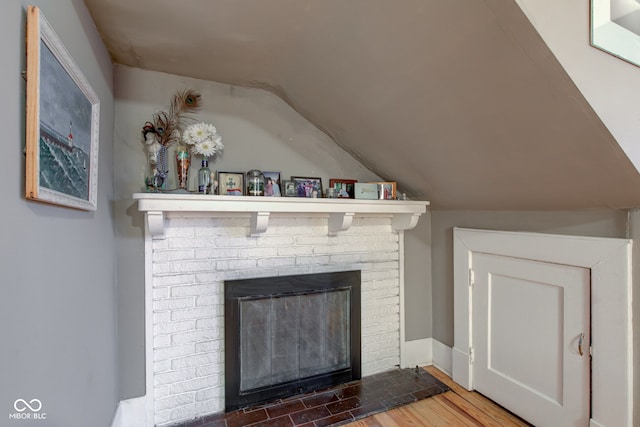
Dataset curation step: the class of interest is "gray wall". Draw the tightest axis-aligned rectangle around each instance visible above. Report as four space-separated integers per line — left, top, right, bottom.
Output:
430 209 629 346
404 212 432 341
0 1 117 426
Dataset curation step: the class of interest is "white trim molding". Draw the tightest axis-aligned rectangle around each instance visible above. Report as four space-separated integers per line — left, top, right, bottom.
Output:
590 0 640 68
134 193 428 239
401 338 452 374
110 402 122 427
402 338 432 368
453 227 633 427
110 396 147 427
431 339 453 377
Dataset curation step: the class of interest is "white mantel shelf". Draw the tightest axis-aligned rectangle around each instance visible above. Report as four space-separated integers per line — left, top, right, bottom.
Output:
134 193 429 238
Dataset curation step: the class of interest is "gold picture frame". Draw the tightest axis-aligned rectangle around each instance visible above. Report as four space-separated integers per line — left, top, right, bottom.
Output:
370 181 397 200
217 172 244 196
25 6 100 210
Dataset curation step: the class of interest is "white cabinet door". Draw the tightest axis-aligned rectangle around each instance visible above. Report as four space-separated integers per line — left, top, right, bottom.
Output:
472 253 590 427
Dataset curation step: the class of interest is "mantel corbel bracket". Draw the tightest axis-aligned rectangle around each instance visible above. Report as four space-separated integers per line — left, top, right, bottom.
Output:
328 212 355 235
392 213 421 231
147 211 165 239
251 212 270 236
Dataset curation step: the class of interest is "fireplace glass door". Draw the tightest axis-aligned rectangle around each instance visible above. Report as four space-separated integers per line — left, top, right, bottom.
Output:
225 271 361 411
240 289 350 391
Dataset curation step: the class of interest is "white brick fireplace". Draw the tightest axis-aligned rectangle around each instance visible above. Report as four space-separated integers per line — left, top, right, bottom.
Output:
135 194 428 426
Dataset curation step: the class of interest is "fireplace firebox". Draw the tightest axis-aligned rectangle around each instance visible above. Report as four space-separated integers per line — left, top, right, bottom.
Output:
224 270 361 412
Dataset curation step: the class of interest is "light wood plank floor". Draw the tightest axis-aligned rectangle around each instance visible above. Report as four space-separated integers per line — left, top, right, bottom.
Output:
344 366 532 427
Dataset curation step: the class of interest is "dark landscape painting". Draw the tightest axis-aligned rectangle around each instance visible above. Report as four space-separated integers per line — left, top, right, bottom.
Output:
38 41 91 200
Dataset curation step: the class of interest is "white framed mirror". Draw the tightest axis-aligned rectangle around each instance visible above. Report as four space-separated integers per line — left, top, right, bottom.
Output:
591 0 640 67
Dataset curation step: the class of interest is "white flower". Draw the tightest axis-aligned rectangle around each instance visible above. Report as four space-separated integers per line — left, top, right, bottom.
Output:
193 140 221 157
182 122 223 157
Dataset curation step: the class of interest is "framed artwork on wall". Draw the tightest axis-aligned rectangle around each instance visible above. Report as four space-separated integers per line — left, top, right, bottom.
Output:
25 6 100 211
217 172 244 195
291 176 323 198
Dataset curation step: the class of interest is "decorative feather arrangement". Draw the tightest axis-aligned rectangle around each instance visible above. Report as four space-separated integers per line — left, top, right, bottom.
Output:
142 89 202 189
150 89 202 147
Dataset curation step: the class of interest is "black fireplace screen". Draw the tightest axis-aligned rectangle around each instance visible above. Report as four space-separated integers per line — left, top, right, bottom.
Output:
225 271 361 412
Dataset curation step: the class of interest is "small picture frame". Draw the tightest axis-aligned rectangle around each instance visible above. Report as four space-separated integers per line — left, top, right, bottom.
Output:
263 171 282 197
282 180 296 197
25 6 100 211
354 183 379 200
371 181 397 200
217 172 244 196
291 176 323 198
329 179 357 199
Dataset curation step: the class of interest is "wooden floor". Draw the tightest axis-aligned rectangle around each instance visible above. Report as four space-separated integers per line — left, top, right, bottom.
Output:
344 366 532 427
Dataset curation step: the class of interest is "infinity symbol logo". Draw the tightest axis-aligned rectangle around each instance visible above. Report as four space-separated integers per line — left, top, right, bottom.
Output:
14 399 42 412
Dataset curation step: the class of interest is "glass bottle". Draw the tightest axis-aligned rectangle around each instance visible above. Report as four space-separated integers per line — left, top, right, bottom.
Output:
198 158 211 194
246 169 265 196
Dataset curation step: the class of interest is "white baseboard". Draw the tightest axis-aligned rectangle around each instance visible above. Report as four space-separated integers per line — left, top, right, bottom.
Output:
431 339 452 376
402 338 453 375
110 396 147 427
403 338 432 368
110 401 123 427
452 346 473 390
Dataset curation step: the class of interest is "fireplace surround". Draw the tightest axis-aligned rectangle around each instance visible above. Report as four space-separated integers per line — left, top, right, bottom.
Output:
136 194 428 426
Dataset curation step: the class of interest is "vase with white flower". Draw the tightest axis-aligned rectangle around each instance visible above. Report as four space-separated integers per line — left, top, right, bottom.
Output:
182 122 223 194
142 89 202 192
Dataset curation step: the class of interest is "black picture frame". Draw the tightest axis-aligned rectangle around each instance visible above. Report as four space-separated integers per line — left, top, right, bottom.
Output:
282 180 296 197
291 176 323 198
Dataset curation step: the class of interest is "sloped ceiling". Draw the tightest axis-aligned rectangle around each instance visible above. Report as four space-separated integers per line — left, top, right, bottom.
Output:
83 0 640 209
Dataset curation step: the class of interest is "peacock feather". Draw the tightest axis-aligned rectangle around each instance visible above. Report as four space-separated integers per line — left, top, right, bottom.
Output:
148 89 202 147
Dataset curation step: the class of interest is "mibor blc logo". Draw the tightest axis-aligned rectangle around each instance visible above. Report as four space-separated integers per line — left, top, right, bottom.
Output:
9 399 46 421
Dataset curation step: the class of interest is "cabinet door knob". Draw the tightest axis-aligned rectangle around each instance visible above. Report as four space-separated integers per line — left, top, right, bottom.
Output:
578 333 585 356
